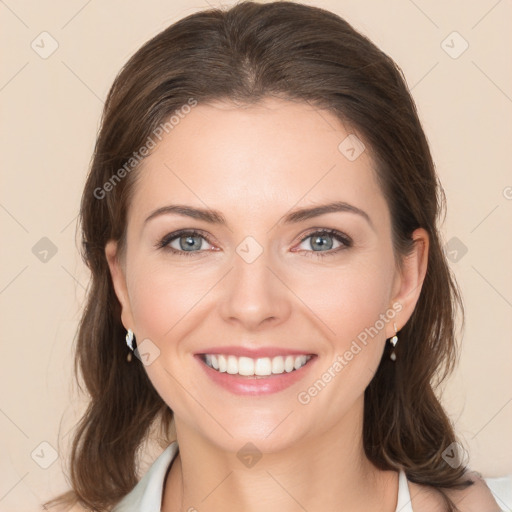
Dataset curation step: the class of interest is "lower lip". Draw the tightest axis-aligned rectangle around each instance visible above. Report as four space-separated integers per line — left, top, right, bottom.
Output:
194 355 317 396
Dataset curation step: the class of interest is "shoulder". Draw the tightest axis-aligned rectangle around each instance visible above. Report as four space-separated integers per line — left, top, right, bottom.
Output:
407 470 502 512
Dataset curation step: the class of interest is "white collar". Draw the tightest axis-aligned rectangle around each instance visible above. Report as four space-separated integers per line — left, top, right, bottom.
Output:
111 441 412 511
111 441 179 512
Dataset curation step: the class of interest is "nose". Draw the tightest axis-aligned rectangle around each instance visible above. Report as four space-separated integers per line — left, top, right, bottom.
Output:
218 244 292 331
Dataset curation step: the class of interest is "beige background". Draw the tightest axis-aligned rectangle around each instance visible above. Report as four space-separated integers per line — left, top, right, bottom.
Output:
1 0 511 510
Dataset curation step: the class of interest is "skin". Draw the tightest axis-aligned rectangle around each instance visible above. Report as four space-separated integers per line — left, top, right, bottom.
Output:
105 97 495 511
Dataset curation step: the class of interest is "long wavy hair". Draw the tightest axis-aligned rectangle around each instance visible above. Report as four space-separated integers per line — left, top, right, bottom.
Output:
45 1 471 510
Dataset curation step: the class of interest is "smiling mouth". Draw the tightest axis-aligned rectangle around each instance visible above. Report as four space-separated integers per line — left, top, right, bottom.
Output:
198 353 315 378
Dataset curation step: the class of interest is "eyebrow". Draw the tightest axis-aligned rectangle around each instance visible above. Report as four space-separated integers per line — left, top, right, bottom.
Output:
144 201 374 230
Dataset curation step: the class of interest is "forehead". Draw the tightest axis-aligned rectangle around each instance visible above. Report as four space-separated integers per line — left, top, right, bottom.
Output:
127 97 388 229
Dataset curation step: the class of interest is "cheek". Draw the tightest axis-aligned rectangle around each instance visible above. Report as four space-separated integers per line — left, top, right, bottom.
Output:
125 264 205 408
124 250 396 430
127 250 395 350
126 259 207 341
292 263 395 415
295 257 395 348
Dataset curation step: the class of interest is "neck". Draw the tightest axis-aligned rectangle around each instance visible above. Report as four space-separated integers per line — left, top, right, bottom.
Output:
162 399 398 512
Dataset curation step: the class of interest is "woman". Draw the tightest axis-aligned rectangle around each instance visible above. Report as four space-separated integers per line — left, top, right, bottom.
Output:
45 1 501 511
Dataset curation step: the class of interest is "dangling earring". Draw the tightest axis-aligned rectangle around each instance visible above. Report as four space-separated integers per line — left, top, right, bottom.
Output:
126 328 134 362
389 323 398 361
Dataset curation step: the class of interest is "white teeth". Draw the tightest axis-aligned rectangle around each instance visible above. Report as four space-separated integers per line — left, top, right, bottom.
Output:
237 356 255 376
202 353 312 376
271 356 284 374
255 357 270 376
227 355 238 374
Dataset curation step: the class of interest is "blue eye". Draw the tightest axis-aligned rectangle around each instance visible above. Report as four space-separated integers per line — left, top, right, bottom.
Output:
156 230 212 257
156 228 352 258
295 229 352 258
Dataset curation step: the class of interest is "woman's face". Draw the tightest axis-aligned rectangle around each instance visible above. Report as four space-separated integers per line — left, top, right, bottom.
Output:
106 97 426 453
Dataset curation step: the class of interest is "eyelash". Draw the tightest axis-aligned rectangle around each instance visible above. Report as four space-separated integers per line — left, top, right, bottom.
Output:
155 228 352 259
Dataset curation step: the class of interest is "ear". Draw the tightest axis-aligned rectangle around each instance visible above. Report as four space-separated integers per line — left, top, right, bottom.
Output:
105 240 135 331
386 227 429 338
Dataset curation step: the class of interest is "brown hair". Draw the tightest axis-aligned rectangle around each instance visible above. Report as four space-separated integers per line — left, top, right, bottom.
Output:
45 1 472 510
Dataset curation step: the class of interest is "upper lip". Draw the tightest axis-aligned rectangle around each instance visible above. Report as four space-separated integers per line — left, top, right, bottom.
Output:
195 346 317 358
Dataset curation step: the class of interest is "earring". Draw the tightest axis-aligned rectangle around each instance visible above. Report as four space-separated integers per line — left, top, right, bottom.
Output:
126 328 134 362
389 323 398 361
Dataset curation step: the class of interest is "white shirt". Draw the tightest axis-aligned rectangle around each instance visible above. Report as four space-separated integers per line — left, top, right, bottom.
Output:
111 441 414 511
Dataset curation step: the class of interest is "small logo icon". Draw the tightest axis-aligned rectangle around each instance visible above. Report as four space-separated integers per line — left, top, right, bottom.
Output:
444 237 468 263
442 442 468 468
134 338 161 366
441 31 469 59
32 237 58 263
338 134 366 161
237 442 262 468
31 32 59 59
236 236 264 264
31 441 58 469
